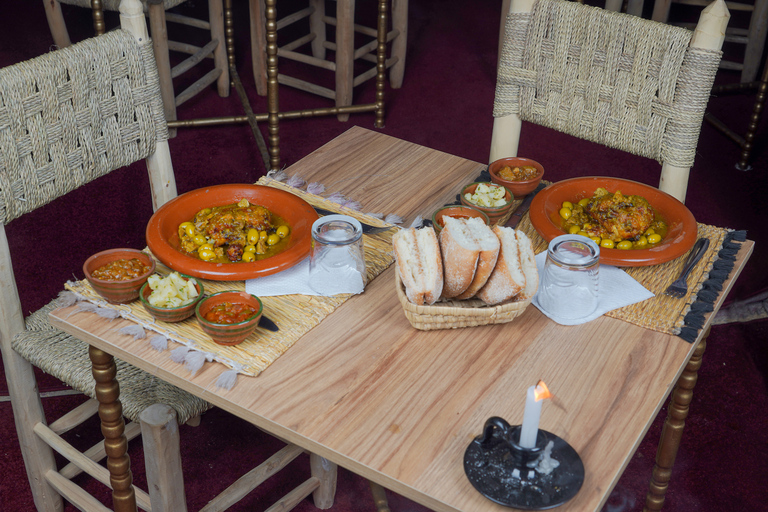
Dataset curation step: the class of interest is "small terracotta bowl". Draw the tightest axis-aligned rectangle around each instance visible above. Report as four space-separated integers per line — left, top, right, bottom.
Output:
459 182 514 223
83 248 155 304
431 204 490 234
195 291 263 346
488 157 545 197
139 275 204 323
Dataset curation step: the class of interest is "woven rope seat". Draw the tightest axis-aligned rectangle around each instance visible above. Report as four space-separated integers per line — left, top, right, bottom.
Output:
57 0 187 10
494 0 722 168
13 302 212 424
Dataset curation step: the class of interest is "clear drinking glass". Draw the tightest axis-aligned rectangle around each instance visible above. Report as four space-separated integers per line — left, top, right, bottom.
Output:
308 215 367 296
537 235 600 320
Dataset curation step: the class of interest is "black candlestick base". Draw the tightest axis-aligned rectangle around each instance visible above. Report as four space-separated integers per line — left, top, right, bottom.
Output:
463 417 584 510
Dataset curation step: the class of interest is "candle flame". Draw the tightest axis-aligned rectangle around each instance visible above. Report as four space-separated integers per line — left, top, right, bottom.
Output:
534 380 551 402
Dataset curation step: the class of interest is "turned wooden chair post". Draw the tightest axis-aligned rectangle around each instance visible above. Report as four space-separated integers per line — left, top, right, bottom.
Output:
644 330 709 511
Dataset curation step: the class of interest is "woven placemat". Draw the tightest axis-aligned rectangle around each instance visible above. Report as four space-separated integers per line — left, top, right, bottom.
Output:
65 182 397 379
446 174 743 340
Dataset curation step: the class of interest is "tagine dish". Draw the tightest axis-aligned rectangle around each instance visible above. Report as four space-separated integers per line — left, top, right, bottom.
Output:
146 184 318 281
529 177 697 266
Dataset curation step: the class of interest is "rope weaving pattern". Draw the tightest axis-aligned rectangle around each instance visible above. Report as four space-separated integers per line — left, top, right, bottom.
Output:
0 30 167 225
12 301 211 424
494 0 722 167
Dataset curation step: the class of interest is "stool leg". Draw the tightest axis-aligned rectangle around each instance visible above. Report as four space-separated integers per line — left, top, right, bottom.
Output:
335 0 355 121
209 0 231 97
310 0 327 60
90 346 137 512
643 333 708 511
389 0 408 88
140 404 188 512
250 0 268 96
148 1 177 138
43 0 72 48
310 454 337 509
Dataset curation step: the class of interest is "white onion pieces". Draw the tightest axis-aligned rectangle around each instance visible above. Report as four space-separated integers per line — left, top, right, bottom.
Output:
147 272 199 308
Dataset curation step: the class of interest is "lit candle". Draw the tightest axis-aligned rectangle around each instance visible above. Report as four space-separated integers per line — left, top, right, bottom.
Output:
519 380 551 448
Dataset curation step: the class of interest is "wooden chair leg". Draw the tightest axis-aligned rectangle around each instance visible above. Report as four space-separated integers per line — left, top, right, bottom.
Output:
140 404 188 512
335 0 355 122
309 453 337 509
644 331 708 512
389 0 408 88
148 0 178 138
209 0 231 97
369 481 392 512
89 345 137 512
43 0 72 48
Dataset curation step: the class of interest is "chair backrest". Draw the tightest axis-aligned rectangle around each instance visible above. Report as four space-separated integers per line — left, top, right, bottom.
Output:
490 0 729 202
0 0 175 369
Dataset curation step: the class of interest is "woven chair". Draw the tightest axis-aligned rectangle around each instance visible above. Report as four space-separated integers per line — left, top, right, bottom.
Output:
42 0 230 138
250 0 401 122
490 0 729 203
1 2 335 511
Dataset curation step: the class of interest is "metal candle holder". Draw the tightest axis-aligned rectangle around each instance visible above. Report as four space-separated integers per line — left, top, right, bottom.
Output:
463 417 584 509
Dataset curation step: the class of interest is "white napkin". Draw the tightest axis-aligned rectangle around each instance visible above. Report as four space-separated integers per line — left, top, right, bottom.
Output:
532 252 654 325
245 257 365 297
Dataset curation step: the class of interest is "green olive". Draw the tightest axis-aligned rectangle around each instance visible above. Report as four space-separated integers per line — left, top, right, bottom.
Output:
568 225 581 235
589 235 601 245
600 239 615 249
241 251 255 262
267 233 280 246
617 240 633 250
244 244 257 253
647 234 662 244
578 198 590 207
276 225 290 238
559 207 572 220
247 228 260 245
198 248 216 261
193 234 207 245
259 230 268 241
635 236 648 248
562 201 573 209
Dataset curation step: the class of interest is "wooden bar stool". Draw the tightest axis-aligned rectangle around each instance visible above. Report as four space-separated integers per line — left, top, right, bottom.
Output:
251 0 407 121
42 0 230 137
651 0 768 83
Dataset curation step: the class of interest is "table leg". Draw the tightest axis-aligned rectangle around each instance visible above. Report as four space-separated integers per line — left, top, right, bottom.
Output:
309 453 337 509
89 345 137 512
643 329 708 511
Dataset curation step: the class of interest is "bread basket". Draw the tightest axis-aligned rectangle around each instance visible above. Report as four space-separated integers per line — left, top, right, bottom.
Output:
395 272 534 330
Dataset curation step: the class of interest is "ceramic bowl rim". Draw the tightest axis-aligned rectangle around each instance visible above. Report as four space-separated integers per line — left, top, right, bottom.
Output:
460 182 514 212
139 274 205 312
488 157 545 187
195 290 264 327
431 204 491 227
83 248 155 285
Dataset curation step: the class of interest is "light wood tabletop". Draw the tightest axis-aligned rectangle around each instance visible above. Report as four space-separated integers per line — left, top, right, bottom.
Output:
50 126 754 512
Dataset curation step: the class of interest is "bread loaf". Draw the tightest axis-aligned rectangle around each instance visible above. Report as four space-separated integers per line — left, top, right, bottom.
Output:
393 227 443 305
475 225 526 305
439 216 498 299
513 230 538 301
454 220 501 300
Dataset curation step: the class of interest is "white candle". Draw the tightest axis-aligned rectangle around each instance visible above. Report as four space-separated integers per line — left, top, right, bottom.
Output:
519 381 551 448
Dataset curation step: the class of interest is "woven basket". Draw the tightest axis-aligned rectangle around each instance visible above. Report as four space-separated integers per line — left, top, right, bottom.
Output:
396 272 533 330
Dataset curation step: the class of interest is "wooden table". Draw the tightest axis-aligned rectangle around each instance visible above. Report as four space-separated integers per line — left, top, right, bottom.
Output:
50 126 754 512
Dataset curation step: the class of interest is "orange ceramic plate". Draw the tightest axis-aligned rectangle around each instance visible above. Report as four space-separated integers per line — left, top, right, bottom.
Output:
529 177 697 267
146 184 318 281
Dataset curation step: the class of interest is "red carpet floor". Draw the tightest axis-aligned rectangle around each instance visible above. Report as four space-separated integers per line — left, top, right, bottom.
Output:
1 1 766 511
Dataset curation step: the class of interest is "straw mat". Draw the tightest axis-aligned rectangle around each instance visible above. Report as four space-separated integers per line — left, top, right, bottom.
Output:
514 214 732 337
65 180 397 378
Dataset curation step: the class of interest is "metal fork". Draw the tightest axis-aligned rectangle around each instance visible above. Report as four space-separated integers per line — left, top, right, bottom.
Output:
664 237 710 298
312 206 395 234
